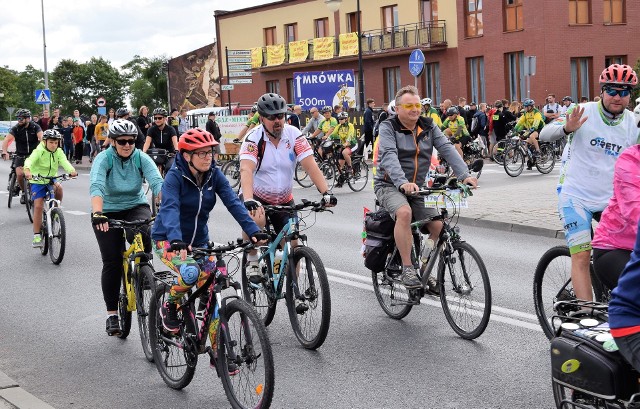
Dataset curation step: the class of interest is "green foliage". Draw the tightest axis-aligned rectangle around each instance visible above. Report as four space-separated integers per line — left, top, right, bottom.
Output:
0 66 20 120
122 55 168 111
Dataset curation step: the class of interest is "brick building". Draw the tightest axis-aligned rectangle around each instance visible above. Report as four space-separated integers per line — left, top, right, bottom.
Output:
213 0 640 110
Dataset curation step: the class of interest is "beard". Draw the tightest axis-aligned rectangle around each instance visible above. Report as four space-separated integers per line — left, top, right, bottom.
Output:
268 123 283 138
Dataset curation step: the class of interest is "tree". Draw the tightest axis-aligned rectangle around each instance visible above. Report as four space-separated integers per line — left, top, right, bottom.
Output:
122 55 168 111
0 66 20 121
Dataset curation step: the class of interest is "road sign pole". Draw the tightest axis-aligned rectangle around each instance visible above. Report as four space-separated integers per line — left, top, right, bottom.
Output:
225 47 232 113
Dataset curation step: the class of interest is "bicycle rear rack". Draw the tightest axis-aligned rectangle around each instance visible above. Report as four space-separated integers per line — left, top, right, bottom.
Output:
153 270 178 287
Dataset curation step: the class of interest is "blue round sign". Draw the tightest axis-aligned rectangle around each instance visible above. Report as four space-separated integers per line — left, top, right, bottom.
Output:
409 49 425 77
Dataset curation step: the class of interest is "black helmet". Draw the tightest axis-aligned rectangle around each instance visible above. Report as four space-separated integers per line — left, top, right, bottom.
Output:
15 108 31 118
256 93 287 116
43 129 62 140
446 107 459 116
321 105 332 113
152 107 168 117
109 119 137 138
116 107 130 117
562 96 573 102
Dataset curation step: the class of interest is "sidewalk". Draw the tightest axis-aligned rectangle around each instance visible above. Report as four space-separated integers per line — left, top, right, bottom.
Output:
0 371 54 409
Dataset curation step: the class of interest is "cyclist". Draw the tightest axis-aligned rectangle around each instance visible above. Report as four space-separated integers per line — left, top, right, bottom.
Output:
311 105 338 159
236 104 259 141
441 106 469 159
329 111 357 187
23 130 77 247
421 97 442 128
1 109 43 203
142 107 178 175
513 98 544 158
238 93 336 307
374 85 477 290
540 63 639 301
151 128 267 338
103 107 145 149
89 119 163 336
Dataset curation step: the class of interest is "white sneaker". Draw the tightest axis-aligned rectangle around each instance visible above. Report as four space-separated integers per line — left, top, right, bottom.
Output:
246 261 262 284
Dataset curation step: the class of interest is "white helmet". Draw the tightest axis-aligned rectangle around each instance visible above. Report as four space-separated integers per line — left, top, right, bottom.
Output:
421 98 432 106
387 100 396 115
109 118 137 138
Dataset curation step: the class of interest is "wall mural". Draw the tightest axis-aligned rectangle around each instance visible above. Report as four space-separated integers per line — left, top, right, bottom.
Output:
168 42 221 110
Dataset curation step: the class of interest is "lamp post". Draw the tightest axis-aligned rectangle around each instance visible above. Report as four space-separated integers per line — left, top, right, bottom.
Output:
40 0 50 110
325 0 365 111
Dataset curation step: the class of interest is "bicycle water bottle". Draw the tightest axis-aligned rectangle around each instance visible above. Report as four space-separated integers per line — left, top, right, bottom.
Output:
421 238 435 263
273 250 283 275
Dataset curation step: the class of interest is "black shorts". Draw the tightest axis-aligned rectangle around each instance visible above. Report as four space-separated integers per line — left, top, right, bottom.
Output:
454 135 471 146
12 155 26 168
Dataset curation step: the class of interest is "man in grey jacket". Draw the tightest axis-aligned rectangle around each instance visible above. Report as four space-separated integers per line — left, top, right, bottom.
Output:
374 85 477 289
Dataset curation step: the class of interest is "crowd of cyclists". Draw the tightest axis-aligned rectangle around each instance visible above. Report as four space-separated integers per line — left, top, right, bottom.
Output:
2 62 640 405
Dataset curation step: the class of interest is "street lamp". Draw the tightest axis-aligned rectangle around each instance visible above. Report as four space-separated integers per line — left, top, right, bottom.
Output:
40 0 50 110
325 0 365 111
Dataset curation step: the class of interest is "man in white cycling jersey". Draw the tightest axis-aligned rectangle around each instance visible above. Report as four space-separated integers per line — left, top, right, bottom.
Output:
540 64 640 301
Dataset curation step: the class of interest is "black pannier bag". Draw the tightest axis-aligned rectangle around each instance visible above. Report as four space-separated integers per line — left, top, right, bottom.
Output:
147 148 168 166
364 209 395 272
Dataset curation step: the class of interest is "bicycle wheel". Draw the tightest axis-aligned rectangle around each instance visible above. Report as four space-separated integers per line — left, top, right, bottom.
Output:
151 194 159 217
24 180 33 223
117 273 133 339
295 161 314 188
535 144 556 174
218 299 275 409
285 246 331 350
371 250 413 320
7 172 16 208
222 160 241 189
438 241 491 340
137 265 156 362
48 208 66 265
149 285 196 389
240 252 277 326
40 212 49 256
491 140 508 165
320 162 335 190
503 146 524 177
347 157 369 192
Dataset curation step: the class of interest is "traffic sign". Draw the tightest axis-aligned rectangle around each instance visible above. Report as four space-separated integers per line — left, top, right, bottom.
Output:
228 64 252 71
409 49 425 77
229 79 253 85
35 89 51 105
293 70 355 110
228 50 251 56
221 84 235 91
96 97 106 107
229 71 252 77
228 57 252 63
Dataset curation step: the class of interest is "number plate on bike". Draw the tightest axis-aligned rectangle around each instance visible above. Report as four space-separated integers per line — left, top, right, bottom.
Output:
424 190 468 208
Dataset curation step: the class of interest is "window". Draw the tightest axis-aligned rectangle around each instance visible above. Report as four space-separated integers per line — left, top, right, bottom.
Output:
504 0 523 31
284 23 297 43
347 11 361 32
505 52 525 102
264 27 276 46
605 55 626 67
383 67 402 102
286 78 295 103
266 80 280 95
465 0 483 37
420 0 438 25
382 5 399 33
314 18 329 38
571 57 592 101
424 62 441 105
603 0 625 24
569 0 591 24
467 57 485 103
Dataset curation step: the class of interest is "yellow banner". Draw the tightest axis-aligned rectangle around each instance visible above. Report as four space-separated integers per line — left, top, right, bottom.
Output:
288 40 308 63
338 32 359 57
266 44 286 66
251 47 263 68
313 37 335 61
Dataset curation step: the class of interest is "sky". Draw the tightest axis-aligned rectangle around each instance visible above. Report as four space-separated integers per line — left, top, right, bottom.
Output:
0 0 269 73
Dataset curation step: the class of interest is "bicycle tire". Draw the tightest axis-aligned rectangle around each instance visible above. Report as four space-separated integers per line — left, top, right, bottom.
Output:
40 212 49 256
285 246 331 350
533 245 573 339
24 180 33 223
117 273 133 339
503 146 524 177
295 160 314 188
48 208 66 265
137 265 156 362
535 144 556 174
371 250 413 319
7 172 16 208
347 157 369 192
218 299 275 409
320 162 335 190
240 252 277 326
222 160 241 189
149 284 196 389
438 241 491 340
491 140 508 165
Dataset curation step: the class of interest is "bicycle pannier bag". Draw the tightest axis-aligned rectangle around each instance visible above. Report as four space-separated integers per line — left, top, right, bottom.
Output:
364 209 395 272
147 148 168 166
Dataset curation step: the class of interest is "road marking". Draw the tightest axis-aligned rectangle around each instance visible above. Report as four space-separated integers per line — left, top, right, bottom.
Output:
65 210 89 216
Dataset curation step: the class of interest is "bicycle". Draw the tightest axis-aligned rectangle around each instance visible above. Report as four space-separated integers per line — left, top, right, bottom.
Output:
107 218 157 362
29 174 74 265
294 135 323 188
149 240 274 409
316 140 369 192
220 140 242 189
503 131 556 177
6 152 21 208
241 199 332 349
369 182 492 340
145 148 175 216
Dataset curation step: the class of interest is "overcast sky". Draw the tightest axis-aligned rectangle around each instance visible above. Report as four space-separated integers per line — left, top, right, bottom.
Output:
0 0 269 73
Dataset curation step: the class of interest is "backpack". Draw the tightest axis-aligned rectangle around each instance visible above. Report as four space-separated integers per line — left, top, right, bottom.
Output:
471 112 486 136
105 149 143 178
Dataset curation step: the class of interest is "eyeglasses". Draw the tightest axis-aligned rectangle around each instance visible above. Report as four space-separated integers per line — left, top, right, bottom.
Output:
115 139 136 146
263 113 285 121
604 87 631 97
189 150 214 159
399 103 422 110
153 116 165 120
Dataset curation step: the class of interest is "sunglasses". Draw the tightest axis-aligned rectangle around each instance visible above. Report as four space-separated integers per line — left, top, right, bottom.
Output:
190 150 214 159
399 103 422 110
115 139 136 146
263 113 285 121
17 117 29 121
153 116 165 120
604 87 631 97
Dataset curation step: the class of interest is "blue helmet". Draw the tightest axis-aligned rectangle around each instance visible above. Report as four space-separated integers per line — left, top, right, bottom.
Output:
523 99 535 107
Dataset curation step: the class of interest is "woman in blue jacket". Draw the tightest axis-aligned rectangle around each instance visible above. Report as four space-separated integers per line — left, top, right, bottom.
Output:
151 128 265 337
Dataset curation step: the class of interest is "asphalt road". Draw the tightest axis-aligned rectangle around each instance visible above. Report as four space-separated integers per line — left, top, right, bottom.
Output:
0 163 563 409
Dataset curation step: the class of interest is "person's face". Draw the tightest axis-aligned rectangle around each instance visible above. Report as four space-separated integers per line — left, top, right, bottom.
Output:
18 116 30 126
53 109 60 116
397 94 422 123
323 111 332 119
548 95 556 103
91 115 97 123
109 110 115 117
601 86 631 114
368 101 375 108
73 110 80 117
261 113 285 137
310 108 319 118
180 111 187 118
100 117 107 123
185 148 213 172
154 114 166 126
525 105 534 112
45 139 59 151
339 117 348 125
43 110 49 117
142 107 148 115
563 99 571 106
113 136 136 158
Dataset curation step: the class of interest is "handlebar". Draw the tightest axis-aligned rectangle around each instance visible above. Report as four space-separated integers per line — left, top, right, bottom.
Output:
411 182 473 198
30 174 76 182
263 198 327 213
107 218 154 229
191 238 254 256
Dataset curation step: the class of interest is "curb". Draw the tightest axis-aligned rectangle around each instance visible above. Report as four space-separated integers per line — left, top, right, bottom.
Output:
457 216 566 239
0 371 54 409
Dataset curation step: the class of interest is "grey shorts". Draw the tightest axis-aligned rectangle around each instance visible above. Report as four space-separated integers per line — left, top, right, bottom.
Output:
374 184 438 221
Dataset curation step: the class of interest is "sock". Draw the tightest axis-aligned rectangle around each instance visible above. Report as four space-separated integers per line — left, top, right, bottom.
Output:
107 314 117 319
246 253 259 262
33 233 41 238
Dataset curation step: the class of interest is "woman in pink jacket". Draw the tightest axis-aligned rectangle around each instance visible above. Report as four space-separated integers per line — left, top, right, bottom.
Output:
592 144 640 291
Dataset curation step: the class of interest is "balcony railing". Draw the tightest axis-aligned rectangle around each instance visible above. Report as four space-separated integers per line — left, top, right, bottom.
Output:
255 20 446 68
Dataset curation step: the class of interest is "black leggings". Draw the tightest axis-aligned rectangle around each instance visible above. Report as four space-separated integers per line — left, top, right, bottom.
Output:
93 204 152 311
592 248 632 292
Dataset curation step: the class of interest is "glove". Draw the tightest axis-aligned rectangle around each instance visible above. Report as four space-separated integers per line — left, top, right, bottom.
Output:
91 212 108 226
250 231 270 242
321 192 337 207
169 240 188 252
244 199 262 211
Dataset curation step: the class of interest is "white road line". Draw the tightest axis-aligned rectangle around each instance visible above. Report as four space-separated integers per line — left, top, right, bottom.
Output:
65 210 89 216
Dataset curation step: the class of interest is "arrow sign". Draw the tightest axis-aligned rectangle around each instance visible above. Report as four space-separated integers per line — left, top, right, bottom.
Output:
409 49 425 77
35 89 51 105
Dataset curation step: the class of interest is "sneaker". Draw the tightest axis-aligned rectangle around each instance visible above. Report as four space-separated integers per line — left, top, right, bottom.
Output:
425 275 440 295
399 267 422 289
12 187 20 197
105 315 122 336
295 298 309 314
195 291 209 320
160 302 180 333
20 194 26 205
246 261 262 284
32 234 43 248
210 356 240 376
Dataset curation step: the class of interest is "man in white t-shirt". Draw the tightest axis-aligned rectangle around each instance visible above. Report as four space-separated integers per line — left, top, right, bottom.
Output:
543 94 561 124
540 64 640 301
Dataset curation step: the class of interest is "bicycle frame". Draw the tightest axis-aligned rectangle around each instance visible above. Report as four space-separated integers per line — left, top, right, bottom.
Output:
41 184 60 240
121 231 149 313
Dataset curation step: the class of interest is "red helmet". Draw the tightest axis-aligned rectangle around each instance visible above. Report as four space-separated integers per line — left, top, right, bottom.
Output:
599 64 638 87
178 128 218 152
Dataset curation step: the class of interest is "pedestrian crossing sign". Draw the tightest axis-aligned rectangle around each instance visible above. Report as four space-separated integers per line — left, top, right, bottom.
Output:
35 89 51 104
